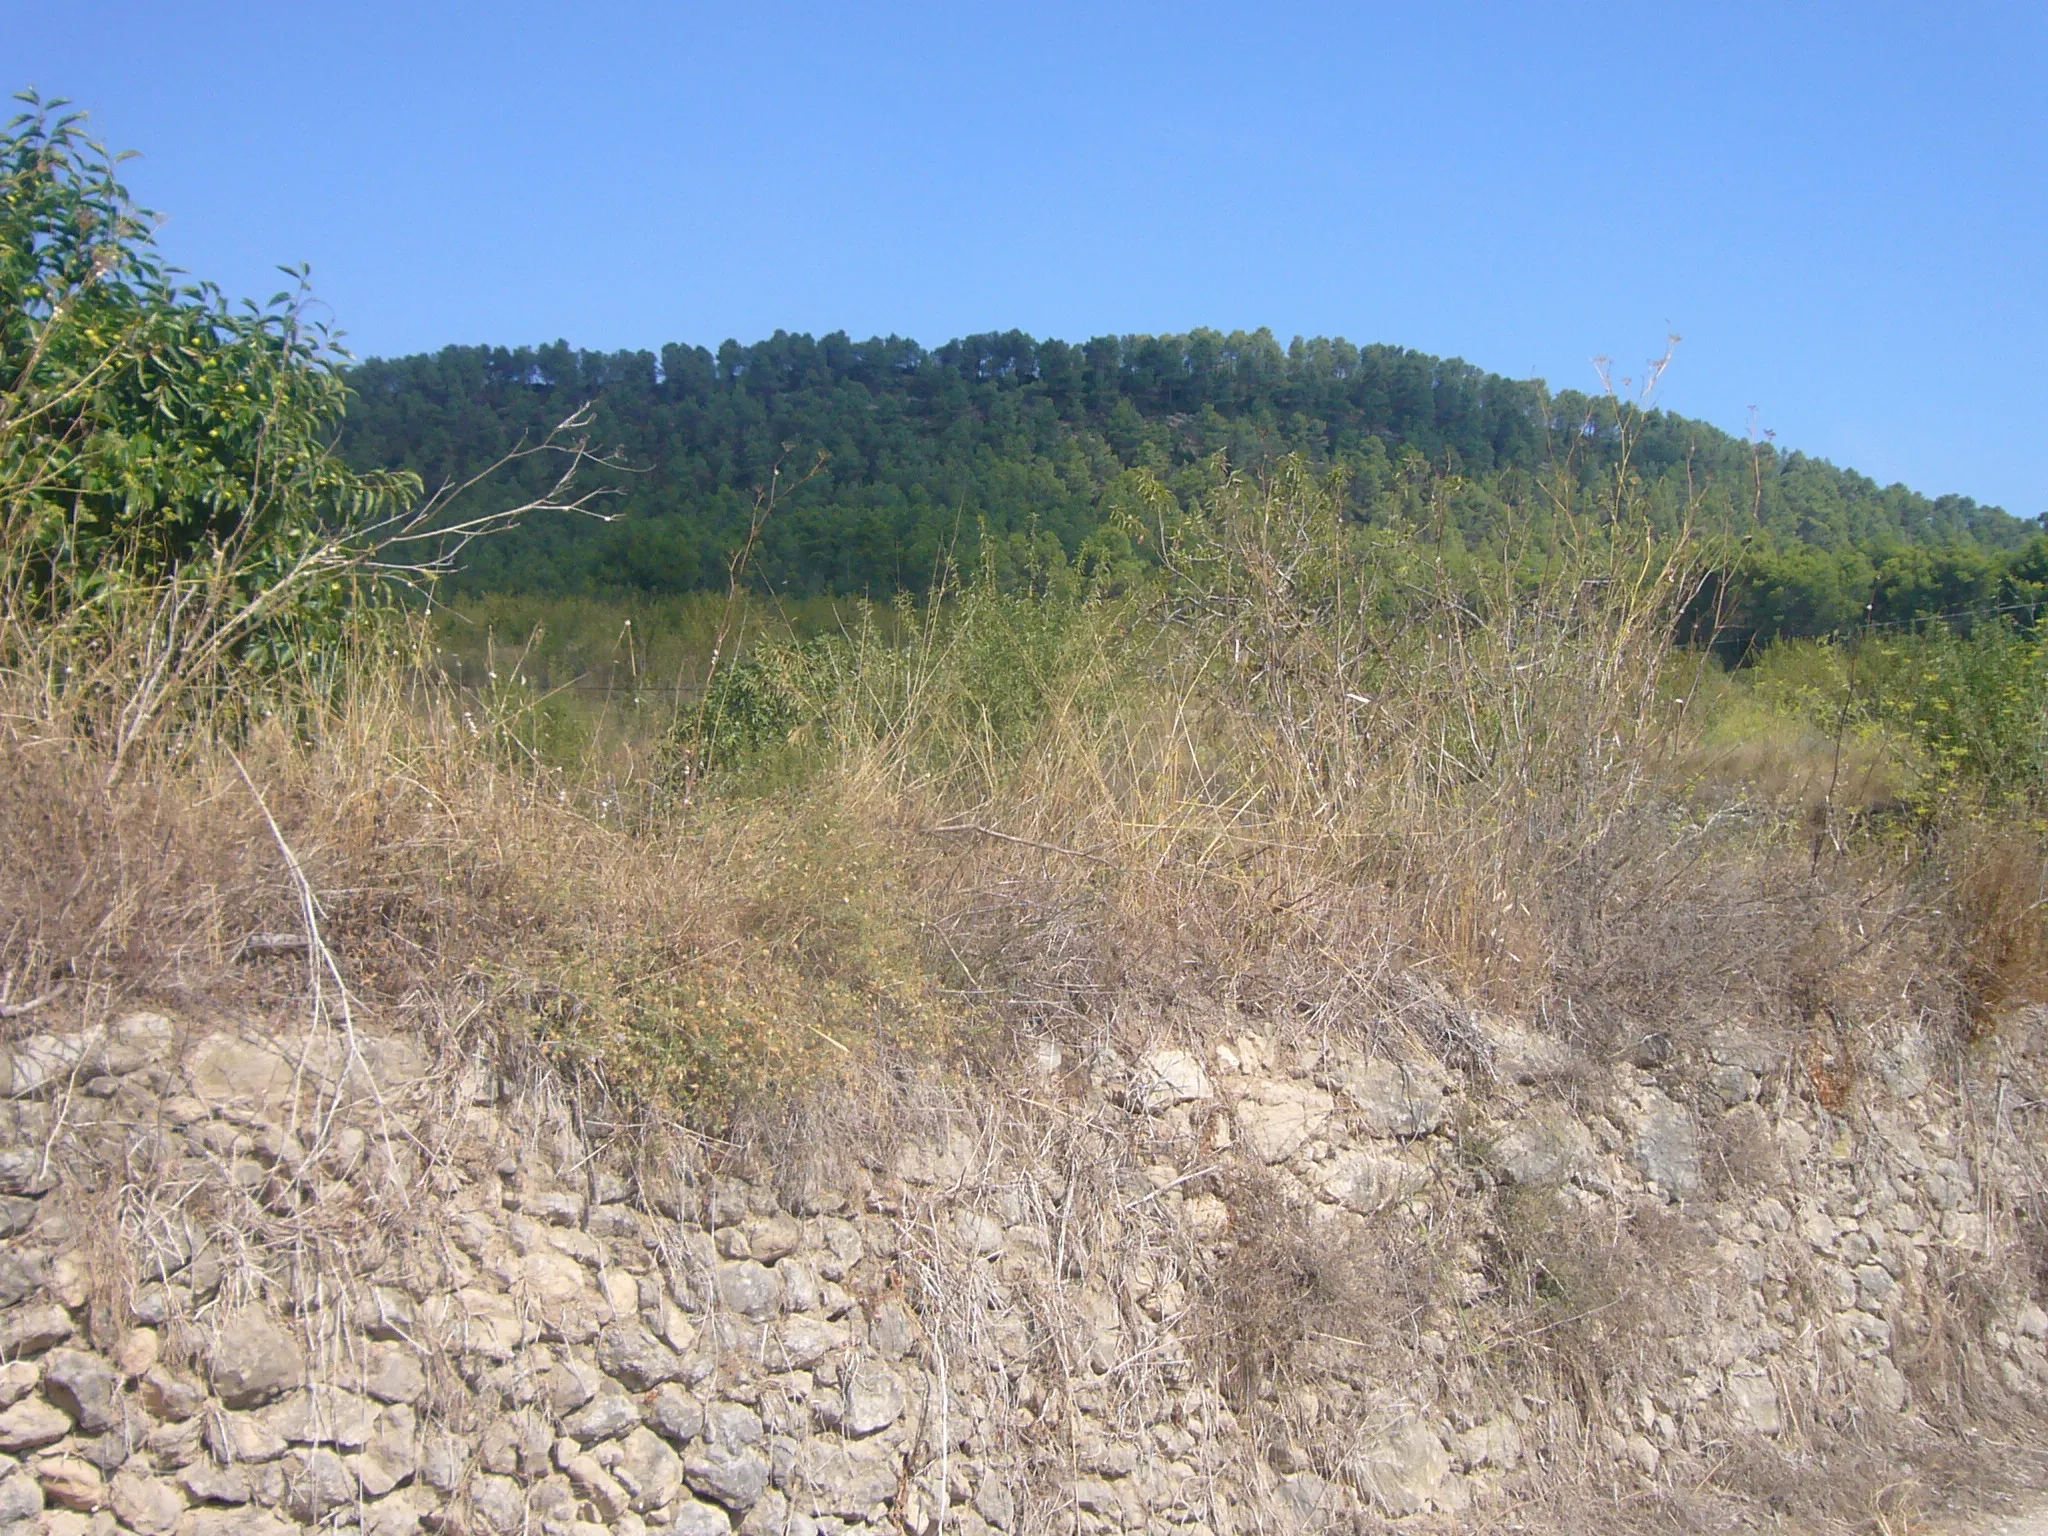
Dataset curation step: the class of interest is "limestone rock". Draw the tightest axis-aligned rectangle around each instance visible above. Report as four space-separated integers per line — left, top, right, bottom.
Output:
683 1443 768 1510
1340 1058 1446 1138
41 1349 119 1435
1353 1415 1450 1517
34 1456 105 1513
469 1472 527 1534
425 1287 524 1359
0 1151 54 1197
177 1461 251 1505
671 1494 735 1536
648 1384 705 1446
1234 1079 1335 1164
109 1470 185 1535
1494 1105 1594 1186
790 1439 898 1517
1725 1371 1782 1434
208 1314 305 1408
1275 1471 1341 1532
358 1343 425 1405
0 1362 36 1409
774 1317 847 1370
1477 1018 1568 1083
205 1412 289 1465
282 1448 357 1523
562 1453 631 1521
715 1262 782 1320
259 1384 376 1447
185 1034 297 1115
843 1362 905 1436
1454 1415 1522 1470
1629 1089 1701 1197
1129 1050 1214 1113
0 1018 172 1098
953 1209 1005 1258
0 1397 70 1452
362 1485 440 1536
744 1214 803 1263
1317 1149 1429 1215
140 1366 207 1421
116 1327 162 1380
0 1469 42 1524
0 1304 73 1357
614 1425 685 1511
597 1322 683 1390
178 1508 299 1536
1709 1064 1759 1108
354 1404 418 1497
562 1391 641 1443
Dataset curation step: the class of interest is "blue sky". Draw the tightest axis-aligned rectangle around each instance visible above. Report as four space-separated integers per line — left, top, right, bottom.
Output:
13 3 2045 516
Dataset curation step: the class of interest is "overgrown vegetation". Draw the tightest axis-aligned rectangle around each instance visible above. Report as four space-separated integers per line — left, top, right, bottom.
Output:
7 90 2045 1118
8 92 2048 1530
339 331 2046 635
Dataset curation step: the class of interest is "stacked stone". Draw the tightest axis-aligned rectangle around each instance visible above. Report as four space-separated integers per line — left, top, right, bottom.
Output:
0 999 2042 1536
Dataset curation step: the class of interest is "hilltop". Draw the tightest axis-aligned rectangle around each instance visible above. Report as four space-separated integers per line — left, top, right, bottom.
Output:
340 331 2040 625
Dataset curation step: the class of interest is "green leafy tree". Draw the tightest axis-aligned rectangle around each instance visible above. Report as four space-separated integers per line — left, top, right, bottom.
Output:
1 93 613 777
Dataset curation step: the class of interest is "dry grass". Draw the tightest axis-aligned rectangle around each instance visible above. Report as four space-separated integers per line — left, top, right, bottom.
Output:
6 455 2048 1533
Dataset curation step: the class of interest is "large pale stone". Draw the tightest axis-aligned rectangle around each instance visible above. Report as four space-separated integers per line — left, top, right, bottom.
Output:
561 1392 640 1444
789 1439 898 1517
0 1304 73 1357
1317 1150 1429 1215
1629 1089 1701 1197
0 1014 171 1097
614 1426 684 1512
1353 1416 1450 1517
281 1448 358 1523
1725 1371 1782 1434
1234 1079 1335 1164
774 1317 847 1370
259 1384 376 1447
205 1412 288 1465
0 1469 42 1523
844 1361 906 1436
1494 1106 1594 1186
108 1470 185 1535
595 1322 683 1390
0 1397 70 1451
648 1385 704 1445
42 1349 119 1434
185 1034 296 1114
1275 1471 1341 1533
1340 1058 1446 1138
671 1495 734 1536
1130 1050 1214 1113
353 1404 418 1498
1455 1415 1522 1470
744 1215 803 1263
423 1288 525 1359
358 1344 425 1406
208 1314 305 1408
519 1248 589 1304
35 1456 105 1513
683 1443 768 1511
178 1508 299 1536
715 1262 782 1320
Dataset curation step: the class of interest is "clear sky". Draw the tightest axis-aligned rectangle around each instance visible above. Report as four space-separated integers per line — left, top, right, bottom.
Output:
12 3 2045 516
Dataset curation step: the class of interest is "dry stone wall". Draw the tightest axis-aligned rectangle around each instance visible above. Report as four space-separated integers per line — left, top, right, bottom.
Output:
0 1001 2043 1536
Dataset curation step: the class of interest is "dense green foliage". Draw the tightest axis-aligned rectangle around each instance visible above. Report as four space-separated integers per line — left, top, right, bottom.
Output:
342 331 2043 640
0 100 410 577
1 94 415 671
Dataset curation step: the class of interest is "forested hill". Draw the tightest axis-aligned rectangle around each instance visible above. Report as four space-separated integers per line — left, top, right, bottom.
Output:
339 328 2039 610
